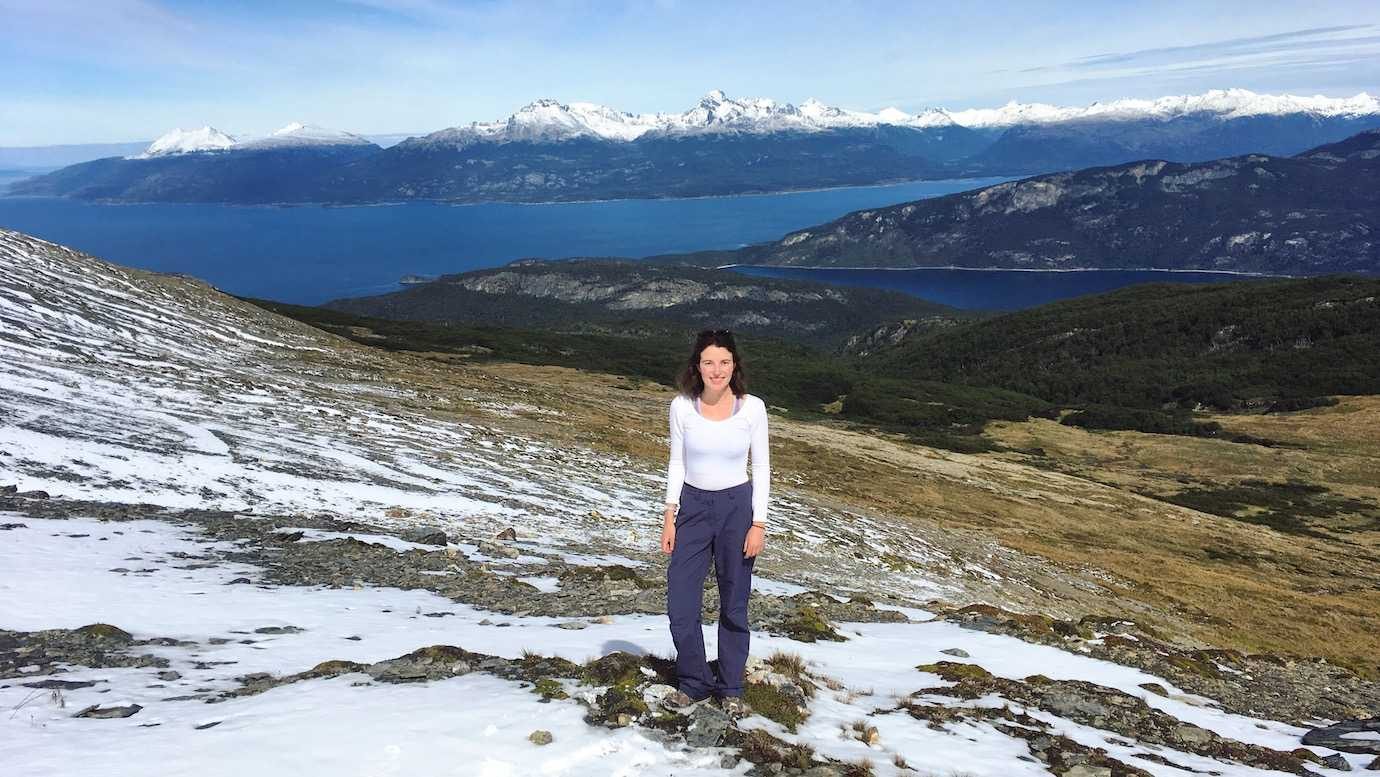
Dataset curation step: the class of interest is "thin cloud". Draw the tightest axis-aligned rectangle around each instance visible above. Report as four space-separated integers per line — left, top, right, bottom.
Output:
1010 24 1376 75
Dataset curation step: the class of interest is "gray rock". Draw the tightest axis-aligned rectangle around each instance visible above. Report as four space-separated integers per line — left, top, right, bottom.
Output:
1061 767 1112 777
1043 689 1109 719
253 625 305 635
940 648 970 658
1365 755 1380 770
1303 719 1380 755
403 527 449 546
1171 725 1214 747
74 704 142 719
478 541 520 559
24 679 96 690
528 729 553 746
555 621 587 630
1321 753 1352 771
685 703 730 748
641 683 679 708
496 527 518 541
17 490 50 500
0 485 16 494
0 523 26 530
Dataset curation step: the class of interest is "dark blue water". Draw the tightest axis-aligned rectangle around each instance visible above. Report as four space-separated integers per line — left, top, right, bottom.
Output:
0 178 1007 304
730 265 1267 311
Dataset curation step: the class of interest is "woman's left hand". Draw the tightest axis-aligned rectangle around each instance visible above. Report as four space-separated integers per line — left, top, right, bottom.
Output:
743 525 765 558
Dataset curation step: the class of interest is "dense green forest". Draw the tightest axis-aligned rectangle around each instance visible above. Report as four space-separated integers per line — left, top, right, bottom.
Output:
250 274 1380 451
864 276 1380 434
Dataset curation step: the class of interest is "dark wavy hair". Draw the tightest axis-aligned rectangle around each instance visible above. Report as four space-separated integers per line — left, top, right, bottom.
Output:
675 329 747 399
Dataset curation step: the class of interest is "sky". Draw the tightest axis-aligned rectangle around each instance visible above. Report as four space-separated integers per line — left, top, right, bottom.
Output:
2 0 1379 146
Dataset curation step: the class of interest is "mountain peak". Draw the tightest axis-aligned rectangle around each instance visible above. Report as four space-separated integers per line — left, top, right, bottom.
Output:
136 126 237 158
239 122 373 150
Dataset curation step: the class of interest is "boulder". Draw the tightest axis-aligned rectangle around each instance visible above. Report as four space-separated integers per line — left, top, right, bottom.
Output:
1303 719 1380 755
403 527 449 546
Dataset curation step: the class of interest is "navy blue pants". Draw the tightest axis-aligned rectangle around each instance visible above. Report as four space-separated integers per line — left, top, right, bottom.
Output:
667 480 756 698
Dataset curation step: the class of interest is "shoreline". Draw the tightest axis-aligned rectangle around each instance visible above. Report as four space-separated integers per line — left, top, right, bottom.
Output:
719 263 1297 278
0 175 1013 210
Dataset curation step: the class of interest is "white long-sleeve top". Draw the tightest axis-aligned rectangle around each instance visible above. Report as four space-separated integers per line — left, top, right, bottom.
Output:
665 392 770 524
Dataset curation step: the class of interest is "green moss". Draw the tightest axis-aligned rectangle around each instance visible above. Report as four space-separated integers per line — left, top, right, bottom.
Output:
915 661 994 682
407 645 475 664
582 651 646 687
597 685 649 718
743 681 808 732
559 564 657 590
1165 654 1224 680
781 606 846 643
736 721 816 766
306 659 367 677
75 623 132 642
533 678 569 700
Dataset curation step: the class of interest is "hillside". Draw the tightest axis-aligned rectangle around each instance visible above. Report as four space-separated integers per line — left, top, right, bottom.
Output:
321 257 969 350
707 129 1380 276
3 228 1380 774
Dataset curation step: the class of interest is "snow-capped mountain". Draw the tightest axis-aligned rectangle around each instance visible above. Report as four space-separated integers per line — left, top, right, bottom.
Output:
413 90 961 149
132 122 371 158
411 88 1379 147
236 122 374 150
947 88 1380 128
135 126 238 158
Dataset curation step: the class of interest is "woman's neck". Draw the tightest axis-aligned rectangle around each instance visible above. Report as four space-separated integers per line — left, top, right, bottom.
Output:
700 385 733 405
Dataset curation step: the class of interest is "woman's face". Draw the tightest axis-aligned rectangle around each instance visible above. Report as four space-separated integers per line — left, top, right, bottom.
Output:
697 344 734 391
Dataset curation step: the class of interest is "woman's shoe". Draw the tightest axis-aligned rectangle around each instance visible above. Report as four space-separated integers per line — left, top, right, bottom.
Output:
669 689 711 707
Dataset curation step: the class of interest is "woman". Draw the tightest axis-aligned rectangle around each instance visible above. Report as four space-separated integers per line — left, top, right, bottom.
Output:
661 328 769 704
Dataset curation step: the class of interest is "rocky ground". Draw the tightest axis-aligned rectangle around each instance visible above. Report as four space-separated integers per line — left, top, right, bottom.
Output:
3 491 1380 775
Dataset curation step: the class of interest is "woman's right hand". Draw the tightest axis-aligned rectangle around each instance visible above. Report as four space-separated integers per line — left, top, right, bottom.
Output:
660 506 676 554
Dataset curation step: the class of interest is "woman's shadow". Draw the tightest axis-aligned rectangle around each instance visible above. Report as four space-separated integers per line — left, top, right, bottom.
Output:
599 639 684 686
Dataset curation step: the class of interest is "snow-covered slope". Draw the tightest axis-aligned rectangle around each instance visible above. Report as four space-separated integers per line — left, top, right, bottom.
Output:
0 228 1000 602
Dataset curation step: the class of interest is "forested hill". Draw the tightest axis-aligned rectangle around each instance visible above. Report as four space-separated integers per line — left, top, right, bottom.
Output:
687 128 1380 276
861 275 1380 413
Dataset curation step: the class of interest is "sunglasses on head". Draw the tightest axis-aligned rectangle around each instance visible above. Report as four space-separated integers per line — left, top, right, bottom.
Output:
698 328 733 337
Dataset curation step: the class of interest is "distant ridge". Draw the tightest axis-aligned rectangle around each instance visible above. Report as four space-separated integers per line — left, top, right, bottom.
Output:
692 128 1380 277
11 88 1380 204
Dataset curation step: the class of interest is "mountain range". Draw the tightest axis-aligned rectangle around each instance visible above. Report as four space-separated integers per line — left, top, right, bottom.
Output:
11 88 1380 204
669 128 1380 276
